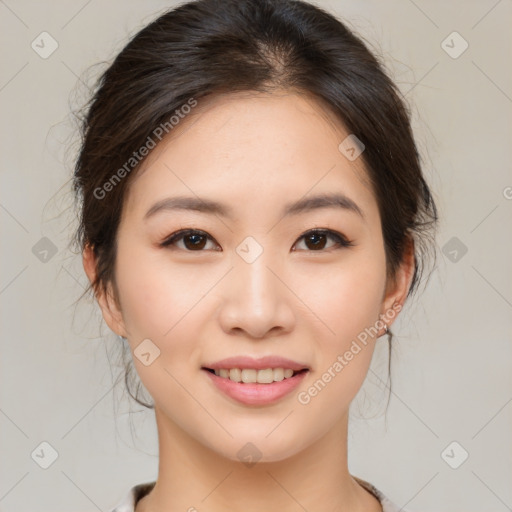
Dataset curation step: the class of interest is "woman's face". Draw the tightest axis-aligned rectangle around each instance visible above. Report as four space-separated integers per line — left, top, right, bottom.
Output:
87 91 410 462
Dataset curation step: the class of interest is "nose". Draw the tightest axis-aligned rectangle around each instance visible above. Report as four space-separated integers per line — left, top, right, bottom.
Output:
217 252 296 339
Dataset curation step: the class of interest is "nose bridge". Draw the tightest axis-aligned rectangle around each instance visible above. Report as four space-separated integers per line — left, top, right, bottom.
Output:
234 246 279 313
217 244 294 338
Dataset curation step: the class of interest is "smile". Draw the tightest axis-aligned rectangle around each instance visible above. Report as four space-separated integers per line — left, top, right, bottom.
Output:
205 367 307 383
202 367 309 405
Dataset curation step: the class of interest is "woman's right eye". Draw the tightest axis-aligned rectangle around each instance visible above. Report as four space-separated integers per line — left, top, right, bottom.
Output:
160 229 220 251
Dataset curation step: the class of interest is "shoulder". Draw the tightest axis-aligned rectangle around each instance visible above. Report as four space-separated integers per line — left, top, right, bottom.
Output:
110 481 156 512
353 476 409 512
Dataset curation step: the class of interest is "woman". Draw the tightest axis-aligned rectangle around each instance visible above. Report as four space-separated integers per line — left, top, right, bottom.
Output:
73 0 438 510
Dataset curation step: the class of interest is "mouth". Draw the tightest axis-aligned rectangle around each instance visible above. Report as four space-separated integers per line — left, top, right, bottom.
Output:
202 367 309 384
201 363 310 406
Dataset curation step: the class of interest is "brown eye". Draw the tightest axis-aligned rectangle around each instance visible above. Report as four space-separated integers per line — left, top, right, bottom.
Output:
161 230 218 251
183 233 207 250
294 229 353 251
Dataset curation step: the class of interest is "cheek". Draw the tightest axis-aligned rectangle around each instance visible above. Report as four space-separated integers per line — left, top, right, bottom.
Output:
294 249 387 342
113 240 225 398
294 250 386 392
292 266 385 432
113 242 213 408
114 241 215 340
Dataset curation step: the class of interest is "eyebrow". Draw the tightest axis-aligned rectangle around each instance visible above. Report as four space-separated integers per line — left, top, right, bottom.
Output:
144 192 365 221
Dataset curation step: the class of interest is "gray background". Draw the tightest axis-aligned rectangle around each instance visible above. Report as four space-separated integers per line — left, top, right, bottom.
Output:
1 0 511 511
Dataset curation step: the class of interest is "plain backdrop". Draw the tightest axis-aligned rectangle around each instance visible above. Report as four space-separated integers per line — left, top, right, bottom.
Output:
0 1 511 511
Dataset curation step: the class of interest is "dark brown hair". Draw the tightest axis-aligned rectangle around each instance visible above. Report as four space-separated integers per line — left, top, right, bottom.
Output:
73 0 438 409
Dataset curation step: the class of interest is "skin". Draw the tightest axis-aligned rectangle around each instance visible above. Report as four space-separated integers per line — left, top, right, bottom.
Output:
83 90 414 512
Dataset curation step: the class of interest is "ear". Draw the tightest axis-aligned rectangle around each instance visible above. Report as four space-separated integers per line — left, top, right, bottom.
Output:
82 244 127 338
380 236 416 328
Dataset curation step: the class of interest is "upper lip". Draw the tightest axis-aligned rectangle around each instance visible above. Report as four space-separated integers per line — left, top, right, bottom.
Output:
203 356 310 371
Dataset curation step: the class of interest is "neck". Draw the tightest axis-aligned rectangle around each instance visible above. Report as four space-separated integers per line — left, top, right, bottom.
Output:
136 407 381 512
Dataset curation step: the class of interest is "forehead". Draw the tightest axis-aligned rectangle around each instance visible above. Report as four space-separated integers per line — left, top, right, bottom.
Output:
123 90 378 225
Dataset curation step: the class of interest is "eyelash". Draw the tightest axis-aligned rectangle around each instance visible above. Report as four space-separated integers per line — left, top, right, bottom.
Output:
160 228 354 252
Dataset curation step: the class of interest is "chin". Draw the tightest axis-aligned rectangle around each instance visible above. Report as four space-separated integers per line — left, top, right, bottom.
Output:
207 433 308 465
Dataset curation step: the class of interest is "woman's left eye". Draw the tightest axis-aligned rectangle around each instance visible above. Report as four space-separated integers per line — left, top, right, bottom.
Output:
160 228 353 252
293 229 354 251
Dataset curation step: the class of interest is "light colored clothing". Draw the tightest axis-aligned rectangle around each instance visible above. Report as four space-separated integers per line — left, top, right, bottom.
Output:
110 476 408 512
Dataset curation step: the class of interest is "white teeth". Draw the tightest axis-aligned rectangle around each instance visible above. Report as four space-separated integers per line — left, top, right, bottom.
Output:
229 368 242 382
211 367 302 383
256 368 274 384
273 368 284 381
241 369 257 383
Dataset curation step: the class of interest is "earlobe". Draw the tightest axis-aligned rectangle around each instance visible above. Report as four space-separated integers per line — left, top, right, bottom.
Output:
381 237 416 326
82 244 127 338
82 243 97 286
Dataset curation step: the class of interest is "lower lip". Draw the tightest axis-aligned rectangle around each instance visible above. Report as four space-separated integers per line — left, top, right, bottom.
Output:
202 369 308 406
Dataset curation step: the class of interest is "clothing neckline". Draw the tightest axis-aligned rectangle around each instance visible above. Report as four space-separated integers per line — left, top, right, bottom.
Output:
113 476 405 512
